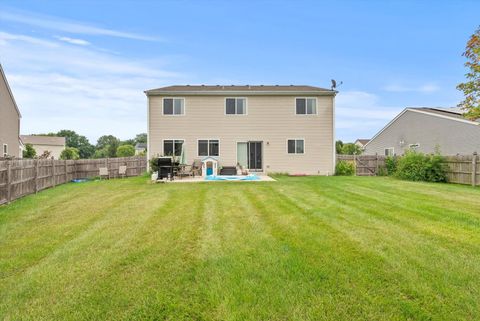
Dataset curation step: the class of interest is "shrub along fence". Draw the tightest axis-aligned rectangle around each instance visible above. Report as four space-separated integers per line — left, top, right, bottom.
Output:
0 156 147 205
336 153 479 186
336 154 386 176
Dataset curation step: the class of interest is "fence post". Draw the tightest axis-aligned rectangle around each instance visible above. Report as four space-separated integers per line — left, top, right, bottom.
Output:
106 158 110 179
473 152 478 187
353 153 357 176
52 159 56 187
6 160 11 203
64 160 68 183
34 159 39 194
375 153 379 176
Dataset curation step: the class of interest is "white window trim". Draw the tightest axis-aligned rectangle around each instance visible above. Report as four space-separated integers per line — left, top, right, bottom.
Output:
295 97 318 115
286 138 305 155
162 97 186 116
197 139 220 157
162 138 185 156
2 144 7 157
385 147 395 156
224 97 248 116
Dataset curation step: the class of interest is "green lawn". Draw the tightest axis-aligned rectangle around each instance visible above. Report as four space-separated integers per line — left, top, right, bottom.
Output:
1 176 480 320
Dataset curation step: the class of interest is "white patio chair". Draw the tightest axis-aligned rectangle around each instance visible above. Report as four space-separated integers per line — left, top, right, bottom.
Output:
119 165 127 178
99 167 109 179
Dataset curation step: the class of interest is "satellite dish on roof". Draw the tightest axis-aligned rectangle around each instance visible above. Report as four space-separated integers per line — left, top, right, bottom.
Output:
331 79 343 90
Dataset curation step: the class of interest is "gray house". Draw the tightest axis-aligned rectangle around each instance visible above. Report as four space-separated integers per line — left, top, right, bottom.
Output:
0 64 21 158
364 107 480 156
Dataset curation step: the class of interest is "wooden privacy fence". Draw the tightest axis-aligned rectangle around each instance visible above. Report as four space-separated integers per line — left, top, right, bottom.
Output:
336 154 386 176
0 156 147 205
336 153 479 186
443 153 479 186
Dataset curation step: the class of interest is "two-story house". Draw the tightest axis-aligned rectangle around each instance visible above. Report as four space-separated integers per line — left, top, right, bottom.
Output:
0 64 22 158
145 85 336 175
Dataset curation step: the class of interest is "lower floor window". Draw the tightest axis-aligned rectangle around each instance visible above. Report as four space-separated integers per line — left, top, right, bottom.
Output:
198 140 219 156
163 139 184 156
2 144 7 157
287 139 304 154
385 147 394 156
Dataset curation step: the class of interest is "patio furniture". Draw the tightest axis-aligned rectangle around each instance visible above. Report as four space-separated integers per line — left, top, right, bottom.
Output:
176 164 195 179
220 166 237 175
192 159 202 176
99 167 109 179
119 165 127 178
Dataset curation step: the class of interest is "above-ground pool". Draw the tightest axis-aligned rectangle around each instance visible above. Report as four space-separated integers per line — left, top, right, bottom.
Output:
205 174 260 181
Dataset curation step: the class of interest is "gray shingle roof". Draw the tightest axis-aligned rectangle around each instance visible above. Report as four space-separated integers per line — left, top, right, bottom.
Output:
145 85 335 95
409 107 468 121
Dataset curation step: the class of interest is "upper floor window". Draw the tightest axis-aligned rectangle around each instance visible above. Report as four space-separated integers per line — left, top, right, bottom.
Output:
198 139 219 156
3 144 8 157
287 139 304 154
164 139 184 156
163 98 185 115
225 98 246 115
296 98 317 115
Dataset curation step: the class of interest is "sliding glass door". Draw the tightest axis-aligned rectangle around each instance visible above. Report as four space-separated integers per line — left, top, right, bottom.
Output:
237 141 262 171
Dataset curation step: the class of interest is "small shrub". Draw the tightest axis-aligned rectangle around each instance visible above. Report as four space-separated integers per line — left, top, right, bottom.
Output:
385 156 398 176
335 160 355 176
395 151 447 182
377 165 388 176
60 147 80 160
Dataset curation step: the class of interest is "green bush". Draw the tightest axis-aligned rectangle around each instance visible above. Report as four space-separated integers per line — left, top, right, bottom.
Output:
385 156 398 175
335 160 355 176
60 147 80 160
116 144 135 157
395 151 447 182
22 143 36 159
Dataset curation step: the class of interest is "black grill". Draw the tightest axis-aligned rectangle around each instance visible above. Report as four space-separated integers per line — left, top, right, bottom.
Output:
157 157 173 179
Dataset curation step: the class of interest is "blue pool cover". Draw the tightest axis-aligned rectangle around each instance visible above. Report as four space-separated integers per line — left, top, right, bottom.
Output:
205 174 260 181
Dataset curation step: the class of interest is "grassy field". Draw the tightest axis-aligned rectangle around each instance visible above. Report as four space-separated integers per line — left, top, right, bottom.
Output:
1 176 480 320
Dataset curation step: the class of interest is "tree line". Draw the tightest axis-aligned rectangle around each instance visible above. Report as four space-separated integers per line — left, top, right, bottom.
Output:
22 130 147 160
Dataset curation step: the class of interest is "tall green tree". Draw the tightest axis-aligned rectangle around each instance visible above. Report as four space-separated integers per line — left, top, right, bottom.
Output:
457 27 480 120
56 130 95 159
22 143 36 158
96 135 120 158
135 133 147 144
335 140 344 154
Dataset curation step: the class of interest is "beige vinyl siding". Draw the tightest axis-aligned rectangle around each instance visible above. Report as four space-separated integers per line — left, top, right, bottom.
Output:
364 110 480 156
0 71 21 158
149 95 334 175
29 144 65 159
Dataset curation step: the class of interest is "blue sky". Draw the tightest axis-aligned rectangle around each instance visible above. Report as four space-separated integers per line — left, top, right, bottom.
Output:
0 0 478 143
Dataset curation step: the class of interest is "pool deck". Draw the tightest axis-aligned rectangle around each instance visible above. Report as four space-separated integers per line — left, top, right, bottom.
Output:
159 175 276 183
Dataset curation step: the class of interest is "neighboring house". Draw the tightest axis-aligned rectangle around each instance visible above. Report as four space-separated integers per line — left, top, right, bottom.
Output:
135 143 147 155
355 139 370 150
20 135 66 159
145 85 336 175
364 107 480 156
0 64 22 158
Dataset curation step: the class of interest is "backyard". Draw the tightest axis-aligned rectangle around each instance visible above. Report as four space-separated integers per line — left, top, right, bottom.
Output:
0 175 479 320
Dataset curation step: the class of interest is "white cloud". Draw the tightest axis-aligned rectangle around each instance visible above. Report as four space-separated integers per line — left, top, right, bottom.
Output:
0 31 184 143
55 36 90 46
383 83 440 93
0 10 160 41
335 91 402 142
